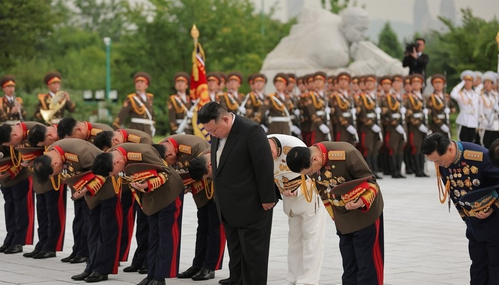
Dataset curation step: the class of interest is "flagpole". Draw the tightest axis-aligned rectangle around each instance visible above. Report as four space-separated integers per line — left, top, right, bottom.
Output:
496 31 499 74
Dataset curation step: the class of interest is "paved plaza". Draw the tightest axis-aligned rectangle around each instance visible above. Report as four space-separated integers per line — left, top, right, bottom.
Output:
0 164 472 284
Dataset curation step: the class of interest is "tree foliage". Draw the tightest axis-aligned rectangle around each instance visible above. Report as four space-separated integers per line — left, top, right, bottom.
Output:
377 21 403 59
321 0 365 13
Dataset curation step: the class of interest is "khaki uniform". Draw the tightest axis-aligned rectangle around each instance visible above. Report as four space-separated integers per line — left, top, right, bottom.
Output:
243 91 265 124
427 92 454 135
0 96 26 125
217 92 241 113
299 91 313 146
168 93 193 135
116 128 153 144
258 93 293 135
381 93 406 177
113 93 155 136
405 92 427 176
34 93 76 124
357 92 383 173
81 122 114 143
331 90 357 144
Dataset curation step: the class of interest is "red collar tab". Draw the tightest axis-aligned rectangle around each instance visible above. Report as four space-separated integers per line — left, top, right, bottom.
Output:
314 143 327 167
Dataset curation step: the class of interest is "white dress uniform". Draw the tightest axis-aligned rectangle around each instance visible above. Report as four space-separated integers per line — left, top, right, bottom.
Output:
451 70 479 141
478 71 499 147
268 134 327 285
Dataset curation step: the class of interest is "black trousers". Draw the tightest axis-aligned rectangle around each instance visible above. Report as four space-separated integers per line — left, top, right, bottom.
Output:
338 215 384 285
1 178 34 246
119 188 135 261
192 199 225 270
34 188 66 252
482 130 499 149
459 126 477 143
71 198 89 258
84 196 122 275
131 202 149 268
147 192 184 280
223 209 273 285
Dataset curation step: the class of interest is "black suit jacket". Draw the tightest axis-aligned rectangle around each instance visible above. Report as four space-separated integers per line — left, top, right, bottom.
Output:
211 114 276 227
402 53 429 77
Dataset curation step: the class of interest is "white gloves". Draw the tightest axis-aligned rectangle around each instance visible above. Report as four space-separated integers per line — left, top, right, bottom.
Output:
261 124 268 133
440 124 450 133
422 108 429 115
350 107 357 116
374 107 382 114
418 124 428 134
371 124 381 133
294 108 301 117
324 107 331 114
444 107 451 114
400 106 407 114
291 125 301 135
395 124 405 135
238 106 246 115
186 111 194 118
319 124 330 134
346 125 357 135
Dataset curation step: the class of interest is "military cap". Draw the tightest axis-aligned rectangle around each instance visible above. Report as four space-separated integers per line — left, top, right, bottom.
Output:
313 71 327 82
337 72 351 82
351 76 360 84
218 72 227 83
0 157 14 176
0 75 16 88
15 147 44 163
392 75 404 83
410 74 424 83
247 74 254 84
431 74 446 85
460 70 475 81
457 186 498 217
206 72 221 83
379 76 392 85
287 73 297 84
274 73 289 85
253 73 267 83
482 71 497 85
330 176 372 195
174 72 190 84
227 71 243 84
134 71 151 85
65 170 106 196
474 71 483 79
305 74 314 83
364 74 377 83
43 71 62 85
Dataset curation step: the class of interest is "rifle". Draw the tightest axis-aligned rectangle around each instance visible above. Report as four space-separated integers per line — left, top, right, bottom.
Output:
348 94 360 143
176 98 201 134
443 71 451 139
373 91 383 142
324 92 332 141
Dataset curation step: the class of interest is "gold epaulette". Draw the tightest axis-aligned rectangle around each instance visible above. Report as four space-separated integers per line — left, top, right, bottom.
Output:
127 152 143 161
127 134 141 143
169 95 185 113
463 150 483 162
328 150 345 161
65 153 79 162
127 93 146 115
146 93 154 98
179 144 192 155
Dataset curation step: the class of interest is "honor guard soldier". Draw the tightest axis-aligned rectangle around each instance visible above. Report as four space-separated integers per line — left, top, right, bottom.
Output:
478 71 499 148
286 141 384 285
217 72 227 94
299 75 313 146
0 75 26 125
331 72 359 145
425 133 499 285
405 74 430 177
358 76 366 92
451 70 479 142
474 71 483 88
33 139 122 283
92 143 184 285
57 117 114 143
258 73 294 135
207 72 221 102
159 134 226 282
217 71 242 113
351 76 361 98
113 72 156 136
357 75 383 179
402 76 414 174
268 134 327 285
34 71 75 125
242 73 266 124
168 72 194 135
305 72 332 143
380 76 407 178
286 73 302 137
427 74 455 138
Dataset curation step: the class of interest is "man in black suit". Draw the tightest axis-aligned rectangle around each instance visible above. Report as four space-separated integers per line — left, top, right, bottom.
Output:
197 102 277 285
402 38 429 78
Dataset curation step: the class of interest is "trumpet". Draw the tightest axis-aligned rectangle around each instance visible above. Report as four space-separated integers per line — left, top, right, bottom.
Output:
40 91 67 123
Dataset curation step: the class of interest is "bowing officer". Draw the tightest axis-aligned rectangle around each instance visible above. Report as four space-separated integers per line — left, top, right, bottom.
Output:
57 117 114 143
34 71 76 125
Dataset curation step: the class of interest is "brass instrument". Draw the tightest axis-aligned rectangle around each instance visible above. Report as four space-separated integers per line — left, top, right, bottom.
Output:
40 91 67 123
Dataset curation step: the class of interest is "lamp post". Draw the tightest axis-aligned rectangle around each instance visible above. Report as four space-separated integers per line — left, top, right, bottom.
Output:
103 37 111 101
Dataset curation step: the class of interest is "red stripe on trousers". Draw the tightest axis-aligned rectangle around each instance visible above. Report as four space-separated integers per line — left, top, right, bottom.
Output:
384 132 393 156
121 198 135 261
409 132 416 155
372 218 384 285
170 197 183 277
25 177 34 245
112 199 123 274
336 132 341 142
310 131 317 145
215 223 226 270
55 184 66 251
360 132 368 157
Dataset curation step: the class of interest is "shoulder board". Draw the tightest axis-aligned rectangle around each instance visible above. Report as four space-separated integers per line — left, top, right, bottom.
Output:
91 128 103 136
127 134 141 143
126 93 136 99
328 150 346 161
65 153 79 162
15 97 23 103
146 93 154 97
463 150 483 162
127 152 143 161
283 146 292 155
179 144 192 155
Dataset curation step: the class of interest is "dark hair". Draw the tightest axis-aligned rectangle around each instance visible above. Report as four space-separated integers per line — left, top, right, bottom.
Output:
94 131 114 150
188 156 208 181
57 117 77 139
415 37 426 43
488 139 499 167
151 144 166 159
27 125 48 146
92 152 114 177
33 155 53 183
286 147 312 173
0 125 12 144
197 102 228 124
421 133 450 156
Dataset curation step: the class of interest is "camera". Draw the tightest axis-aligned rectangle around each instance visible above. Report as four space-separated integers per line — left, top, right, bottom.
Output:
405 42 420 54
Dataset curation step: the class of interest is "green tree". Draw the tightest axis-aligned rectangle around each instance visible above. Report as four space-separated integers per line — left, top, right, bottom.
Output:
321 0 364 13
377 21 403 59
0 0 55 69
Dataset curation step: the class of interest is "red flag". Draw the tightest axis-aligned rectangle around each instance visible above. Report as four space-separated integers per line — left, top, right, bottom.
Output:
190 42 210 106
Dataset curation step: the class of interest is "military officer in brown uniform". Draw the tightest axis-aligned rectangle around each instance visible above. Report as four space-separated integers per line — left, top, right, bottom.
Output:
298 75 313 146
301 73 330 144
33 139 122 282
26 124 60 147
217 72 242 113
331 72 359 145
258 73 294 135
0 75 26 125
34 71 76 125
427 74 455 138
241 73 266 124
286 141 384 285
113 72 156 136
57 117 114 143
92 143 184 285
405 74 430 177
217 72 227 94
168 72 194 135
357 75 383 179
207 72 221 103
94 128 152 151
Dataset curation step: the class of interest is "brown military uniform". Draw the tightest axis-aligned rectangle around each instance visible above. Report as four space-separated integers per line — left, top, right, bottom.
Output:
405 91 427 176
0 96 26 125
34 93 76 125
357 91 383 158
168 93 193 135
243 91 265 123
331 89 357 144
304 91 330 144
381 92 406 178
113 93 155 136
217 91 241 113
259 93 293 135
116 128 152 144
82 122 114 143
